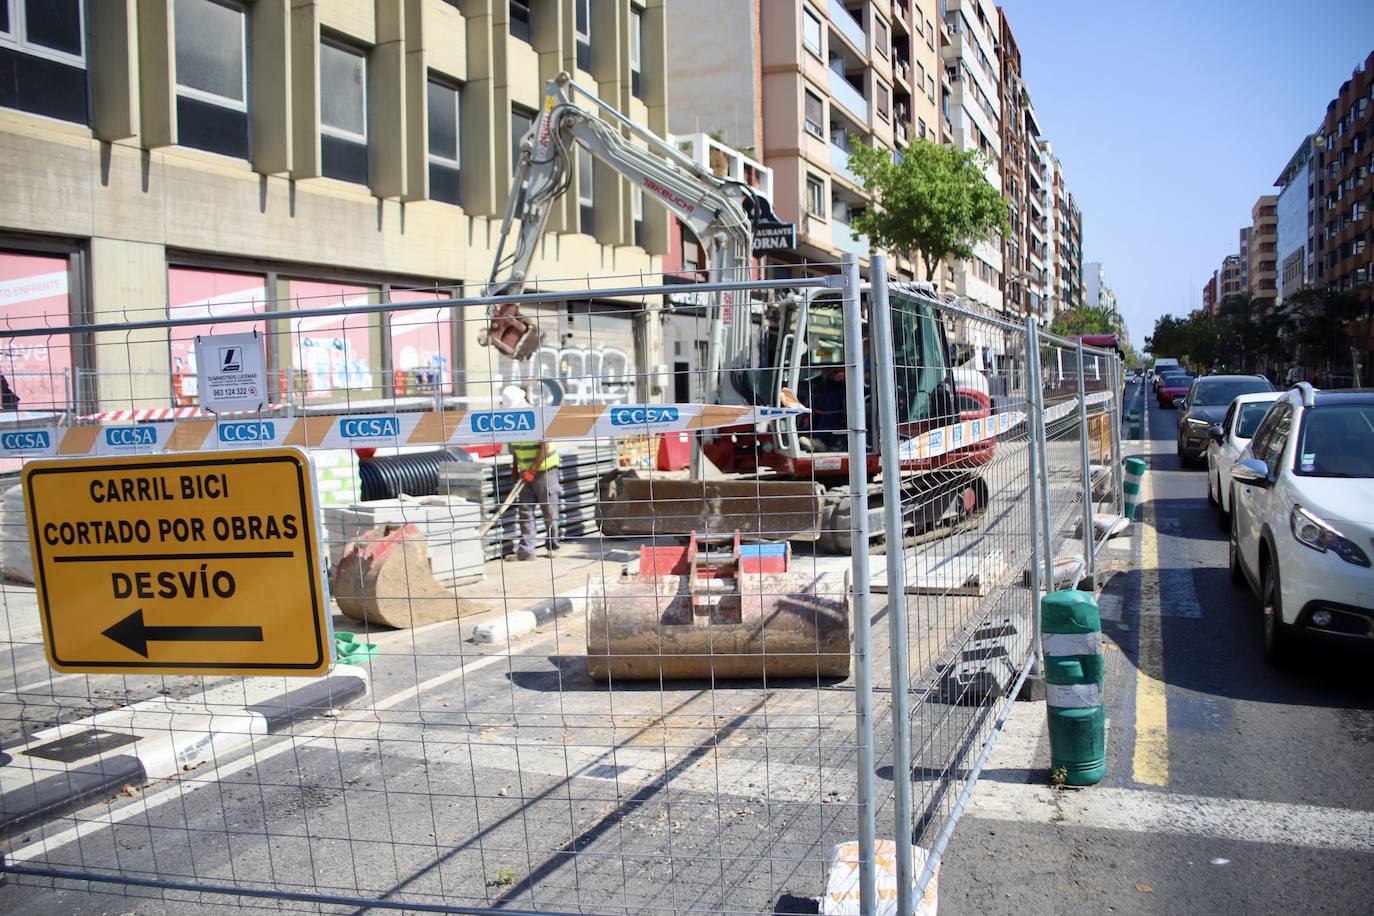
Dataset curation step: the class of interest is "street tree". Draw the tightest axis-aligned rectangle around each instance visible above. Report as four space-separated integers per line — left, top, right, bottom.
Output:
845 139 1009 281
1050 305 1123 338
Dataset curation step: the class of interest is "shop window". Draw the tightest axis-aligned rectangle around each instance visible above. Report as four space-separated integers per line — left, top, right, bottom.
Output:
286 280 380 400
166 267 267 405
0 249 76 412
389 288 455 396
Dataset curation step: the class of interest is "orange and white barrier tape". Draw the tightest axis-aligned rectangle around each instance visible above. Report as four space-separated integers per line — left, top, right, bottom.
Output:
0 403 807 459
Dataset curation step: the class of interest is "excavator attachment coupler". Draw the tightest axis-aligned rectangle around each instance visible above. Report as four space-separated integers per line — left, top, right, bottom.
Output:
598 474 826 541
585 535 851 680
478 303 541 360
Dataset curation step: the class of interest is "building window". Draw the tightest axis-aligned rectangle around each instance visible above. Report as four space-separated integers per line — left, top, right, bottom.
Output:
174 0 249 159
874 17 888 58
427 77 461 205
802 6 822 56
574 0 591 72
918 116 927 138
511 104 534 172
925 20 934 48
633 187 644 248
319 38 368 184
806 174 826 218
509 0 532 44
804 88 824 138
876 81 890 121
577 146 595 235
0 0 88 123
630 6 643 98
926 74 935 101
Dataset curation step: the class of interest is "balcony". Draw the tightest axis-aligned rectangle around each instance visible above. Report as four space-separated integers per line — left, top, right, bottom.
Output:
831 218 869 257
828 67 868 121
829 0 866 53
830 142 863 186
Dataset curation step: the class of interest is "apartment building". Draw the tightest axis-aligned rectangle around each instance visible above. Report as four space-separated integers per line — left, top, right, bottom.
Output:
1238 226 1250 295
665 0 943 280
1248 194 1279 307
996 8 1047 321
1040 139 1082 312
1274 133 1319 305
1219 254 1244 301
1315 51 1373 305
939 0 1002 311
0 0 670 413
1203 272 1218 314
1083 261 1116 314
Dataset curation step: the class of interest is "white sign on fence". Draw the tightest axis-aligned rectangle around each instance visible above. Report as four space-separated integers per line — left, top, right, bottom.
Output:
194 332 267 414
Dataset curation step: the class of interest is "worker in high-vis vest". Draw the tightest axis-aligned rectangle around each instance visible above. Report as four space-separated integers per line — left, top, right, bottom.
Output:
502 385 561 560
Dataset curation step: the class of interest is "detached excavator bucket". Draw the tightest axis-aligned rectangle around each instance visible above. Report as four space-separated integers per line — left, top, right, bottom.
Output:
585 535 851 680
598 475 826 541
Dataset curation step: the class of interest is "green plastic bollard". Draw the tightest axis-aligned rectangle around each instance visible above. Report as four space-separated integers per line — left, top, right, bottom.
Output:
1127 409 1142 440
1123 456 1147 521
1042 589 1106 786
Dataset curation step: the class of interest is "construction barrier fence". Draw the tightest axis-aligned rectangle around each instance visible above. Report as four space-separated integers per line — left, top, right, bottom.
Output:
0 254 1122 915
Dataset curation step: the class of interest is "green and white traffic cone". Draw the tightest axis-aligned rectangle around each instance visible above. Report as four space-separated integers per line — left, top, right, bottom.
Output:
1042 589 1106 787
1123 456 1147 521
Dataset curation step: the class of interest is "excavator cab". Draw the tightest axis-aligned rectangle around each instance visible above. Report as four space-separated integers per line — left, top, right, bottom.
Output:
764 284 958 476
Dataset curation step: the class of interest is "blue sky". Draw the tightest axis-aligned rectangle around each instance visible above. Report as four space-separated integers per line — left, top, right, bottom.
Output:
995 0 1374 347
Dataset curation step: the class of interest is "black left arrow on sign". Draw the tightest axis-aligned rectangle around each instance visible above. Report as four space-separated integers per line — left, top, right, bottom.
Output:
102 609 264 658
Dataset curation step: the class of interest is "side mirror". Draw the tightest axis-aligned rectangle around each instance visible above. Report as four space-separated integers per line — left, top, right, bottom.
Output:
1231 458 1271 488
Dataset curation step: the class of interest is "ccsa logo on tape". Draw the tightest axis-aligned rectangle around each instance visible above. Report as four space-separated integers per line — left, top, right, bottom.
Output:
469 410 536 433
339 416 400 439
104 426 158 447
217 421 276 443
1 430 50 451
610 406 681 426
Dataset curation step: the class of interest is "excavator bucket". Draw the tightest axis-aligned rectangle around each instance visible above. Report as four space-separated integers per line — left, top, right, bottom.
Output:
333 523 488 629
478 303 541 360
585 535 851 680
598 475 827 541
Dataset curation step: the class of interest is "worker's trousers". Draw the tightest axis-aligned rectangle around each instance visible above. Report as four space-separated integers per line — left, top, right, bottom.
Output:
517 469 561 558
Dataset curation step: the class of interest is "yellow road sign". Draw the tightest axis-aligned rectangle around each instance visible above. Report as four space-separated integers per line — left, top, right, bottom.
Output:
23 448 331 676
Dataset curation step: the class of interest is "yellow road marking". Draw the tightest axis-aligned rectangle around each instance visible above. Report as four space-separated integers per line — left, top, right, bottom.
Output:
1132 409 1169 786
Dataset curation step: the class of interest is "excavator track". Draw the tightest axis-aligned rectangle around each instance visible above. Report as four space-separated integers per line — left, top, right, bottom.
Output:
816 471 990 555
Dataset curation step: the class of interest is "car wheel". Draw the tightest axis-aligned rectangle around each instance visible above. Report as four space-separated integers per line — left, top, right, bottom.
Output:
1228 498 1246 587
1261 551 1293 666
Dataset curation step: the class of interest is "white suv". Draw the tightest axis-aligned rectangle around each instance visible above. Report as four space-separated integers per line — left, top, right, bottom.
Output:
1229 384 1374 663
1207 391 1282 524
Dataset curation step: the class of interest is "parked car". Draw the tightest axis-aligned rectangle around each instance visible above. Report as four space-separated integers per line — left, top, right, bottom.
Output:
1207 391 1283 519
1229 384 1374 663
1156 371 1194 408
1178 375 1275 465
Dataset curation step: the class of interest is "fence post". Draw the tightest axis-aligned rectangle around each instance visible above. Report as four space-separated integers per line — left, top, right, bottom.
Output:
840 252 877 916
1110 356 1124 518
869 257 914 912
1027 324 1054 591
1076 340 1096 586
1023 317 1044 681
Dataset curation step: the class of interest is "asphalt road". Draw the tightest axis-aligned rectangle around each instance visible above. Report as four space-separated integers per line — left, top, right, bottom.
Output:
940 380 1374 915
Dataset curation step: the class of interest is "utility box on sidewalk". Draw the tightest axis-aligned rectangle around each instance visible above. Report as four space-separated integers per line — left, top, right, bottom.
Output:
1042 589 1107 786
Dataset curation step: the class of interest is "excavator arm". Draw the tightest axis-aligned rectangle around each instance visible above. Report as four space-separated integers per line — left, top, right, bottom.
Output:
480 72 761 406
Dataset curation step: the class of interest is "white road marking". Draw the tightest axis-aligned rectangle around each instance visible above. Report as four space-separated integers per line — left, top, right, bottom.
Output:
964 779 1374 853
8 632 561 862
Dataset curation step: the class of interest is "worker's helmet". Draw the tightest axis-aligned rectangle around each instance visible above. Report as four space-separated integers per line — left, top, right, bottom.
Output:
501 384 530 409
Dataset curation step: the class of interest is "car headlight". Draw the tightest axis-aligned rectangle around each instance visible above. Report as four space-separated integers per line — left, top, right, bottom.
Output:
1290 505 1371 567
1185 417 1210 429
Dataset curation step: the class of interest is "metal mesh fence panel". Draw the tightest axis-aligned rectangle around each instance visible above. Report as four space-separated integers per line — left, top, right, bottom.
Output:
0 261 891 915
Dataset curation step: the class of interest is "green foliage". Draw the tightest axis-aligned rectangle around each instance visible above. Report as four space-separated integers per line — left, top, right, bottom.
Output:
844 138 1010 279
1049 305 1122 338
